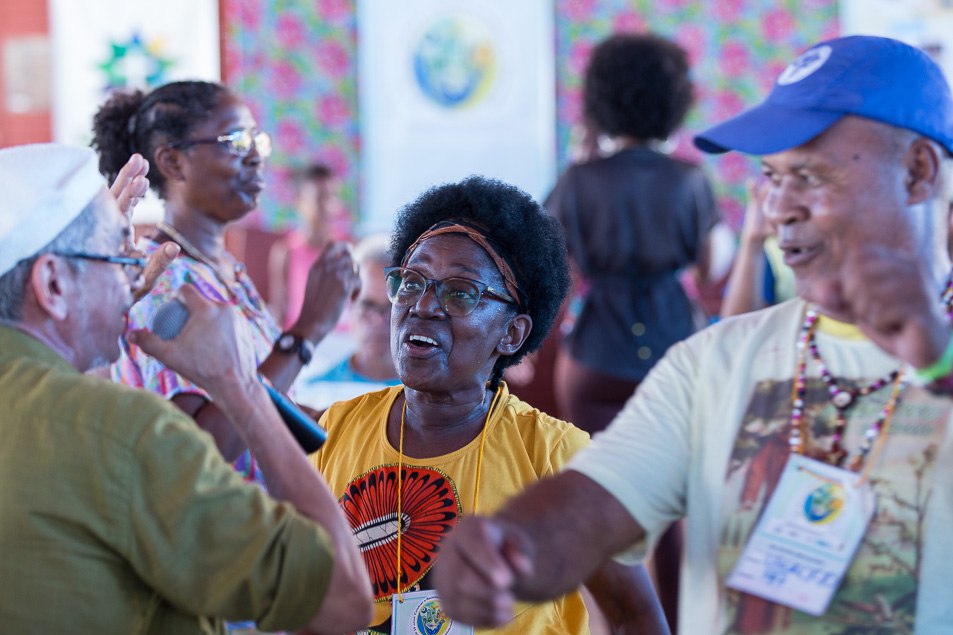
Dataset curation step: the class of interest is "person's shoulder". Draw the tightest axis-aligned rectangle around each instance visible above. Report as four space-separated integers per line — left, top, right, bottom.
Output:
323 384 401 428
500 387 589 442
671 298 806 366
646 152 712 186
561 154 618 178
712 298 804 334
314 385 400 467
497 388 589 473
43 369 190 442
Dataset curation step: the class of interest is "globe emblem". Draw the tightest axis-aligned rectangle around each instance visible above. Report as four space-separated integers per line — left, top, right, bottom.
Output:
803 481 844 525
412 16 496 108
414 598 452 635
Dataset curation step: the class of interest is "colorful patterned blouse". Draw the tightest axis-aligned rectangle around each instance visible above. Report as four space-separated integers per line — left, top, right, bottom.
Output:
112 237 281 486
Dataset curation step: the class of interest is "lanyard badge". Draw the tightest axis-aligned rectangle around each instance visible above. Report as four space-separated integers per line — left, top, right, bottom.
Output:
391 590 474 635
727 454 875 615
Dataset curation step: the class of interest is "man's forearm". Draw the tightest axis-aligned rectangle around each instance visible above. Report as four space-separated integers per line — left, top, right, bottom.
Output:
495 471 647 602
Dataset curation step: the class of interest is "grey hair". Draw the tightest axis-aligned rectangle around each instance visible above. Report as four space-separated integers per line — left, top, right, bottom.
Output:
0 199 100 321
353 232 392 268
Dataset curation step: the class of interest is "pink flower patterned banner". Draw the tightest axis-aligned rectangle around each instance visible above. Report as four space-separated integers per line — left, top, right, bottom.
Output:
553 0 839 227
224 0 838 230
223 0 359 231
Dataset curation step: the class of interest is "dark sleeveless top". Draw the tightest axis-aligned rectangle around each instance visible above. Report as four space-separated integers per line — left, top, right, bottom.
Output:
546 147 719 380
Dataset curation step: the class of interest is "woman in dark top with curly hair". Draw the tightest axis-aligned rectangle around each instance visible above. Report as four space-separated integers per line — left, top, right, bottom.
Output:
546 33 718 631
91 81 355 482
309 176 668 635
548 33 718 434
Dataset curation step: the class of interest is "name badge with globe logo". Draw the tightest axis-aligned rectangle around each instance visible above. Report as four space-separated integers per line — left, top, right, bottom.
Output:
392 589 473 635
726 454 875 615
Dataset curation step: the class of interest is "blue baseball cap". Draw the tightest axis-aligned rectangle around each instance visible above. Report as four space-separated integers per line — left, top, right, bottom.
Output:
694 35 953 156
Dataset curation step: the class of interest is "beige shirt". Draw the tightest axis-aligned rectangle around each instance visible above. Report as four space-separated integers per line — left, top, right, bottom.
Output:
571 300 953 634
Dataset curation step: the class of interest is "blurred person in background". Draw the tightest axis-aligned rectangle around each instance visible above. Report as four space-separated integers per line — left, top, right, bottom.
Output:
547 32 718 433
545 33 720 629
269 162 351 329
720 178 796 318
296 232 400 414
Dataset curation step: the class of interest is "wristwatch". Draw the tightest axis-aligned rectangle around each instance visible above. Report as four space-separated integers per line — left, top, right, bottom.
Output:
273 332 314 365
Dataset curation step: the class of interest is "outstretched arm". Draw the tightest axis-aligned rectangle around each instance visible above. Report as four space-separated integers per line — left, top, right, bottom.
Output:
433 470 646 628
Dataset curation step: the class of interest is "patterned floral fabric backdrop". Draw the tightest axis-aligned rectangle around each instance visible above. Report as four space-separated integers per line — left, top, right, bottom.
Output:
222 0 358 231
223 0 838 231
554 0 839 227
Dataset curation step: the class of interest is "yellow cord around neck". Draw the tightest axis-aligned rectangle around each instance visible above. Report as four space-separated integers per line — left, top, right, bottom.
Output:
394 385 503 603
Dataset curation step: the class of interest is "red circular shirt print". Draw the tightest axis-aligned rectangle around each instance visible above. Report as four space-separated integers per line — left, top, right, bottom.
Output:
339 465 461 600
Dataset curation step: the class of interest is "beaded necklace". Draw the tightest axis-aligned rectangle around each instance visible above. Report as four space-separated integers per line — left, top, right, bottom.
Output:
394 385 503 603
157 221 232 282
790 308 906 471
155 221 269 330
790 272 953 471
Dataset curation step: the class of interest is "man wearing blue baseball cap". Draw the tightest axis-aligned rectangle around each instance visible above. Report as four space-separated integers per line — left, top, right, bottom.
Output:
0 143 373 633
432 36 953 634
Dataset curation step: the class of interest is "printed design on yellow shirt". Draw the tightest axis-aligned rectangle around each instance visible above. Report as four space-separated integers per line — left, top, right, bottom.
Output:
716 377 948 634
339 464 463 602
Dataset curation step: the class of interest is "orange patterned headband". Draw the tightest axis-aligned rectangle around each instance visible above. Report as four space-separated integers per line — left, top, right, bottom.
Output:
401 221 523 306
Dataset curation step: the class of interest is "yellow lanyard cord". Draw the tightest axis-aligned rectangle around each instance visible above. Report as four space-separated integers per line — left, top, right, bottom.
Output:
396 400 406 603
472 385 502 514
395 385 502 603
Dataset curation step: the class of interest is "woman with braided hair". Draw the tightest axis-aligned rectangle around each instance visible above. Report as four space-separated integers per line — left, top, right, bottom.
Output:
92 81 356 486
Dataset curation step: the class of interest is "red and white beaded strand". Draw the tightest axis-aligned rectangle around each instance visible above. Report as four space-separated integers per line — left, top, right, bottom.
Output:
790 308 906 470
805 312 901 465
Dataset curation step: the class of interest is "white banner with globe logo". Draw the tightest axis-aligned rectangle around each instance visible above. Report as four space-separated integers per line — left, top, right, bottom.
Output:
357 0 556 233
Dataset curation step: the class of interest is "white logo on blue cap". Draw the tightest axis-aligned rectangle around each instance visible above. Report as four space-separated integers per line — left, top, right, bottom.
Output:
777 45 832 86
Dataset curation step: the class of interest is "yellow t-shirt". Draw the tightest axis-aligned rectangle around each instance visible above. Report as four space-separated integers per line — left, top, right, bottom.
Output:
310 383 591 634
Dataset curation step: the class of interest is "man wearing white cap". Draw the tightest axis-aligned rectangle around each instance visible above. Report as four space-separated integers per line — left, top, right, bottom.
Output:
0 143 372 633
432 36 953 633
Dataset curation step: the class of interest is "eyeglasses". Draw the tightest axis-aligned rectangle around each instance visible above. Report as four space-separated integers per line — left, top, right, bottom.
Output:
170 129 272 159
384 266 516 317
54 252 146 280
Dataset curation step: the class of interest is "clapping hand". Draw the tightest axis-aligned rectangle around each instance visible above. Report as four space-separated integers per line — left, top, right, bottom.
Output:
110 153 150 219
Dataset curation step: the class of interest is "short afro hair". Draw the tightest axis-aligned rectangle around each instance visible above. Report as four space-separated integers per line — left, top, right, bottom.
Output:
583 33 693 141
390 175 570 388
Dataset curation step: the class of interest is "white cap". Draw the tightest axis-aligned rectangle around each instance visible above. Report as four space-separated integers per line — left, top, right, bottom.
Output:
0 143 106 277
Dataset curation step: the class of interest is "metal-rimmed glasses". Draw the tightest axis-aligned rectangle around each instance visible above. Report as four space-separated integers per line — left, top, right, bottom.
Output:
384 266 516 317
170 129 272 159
54 252 146 280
